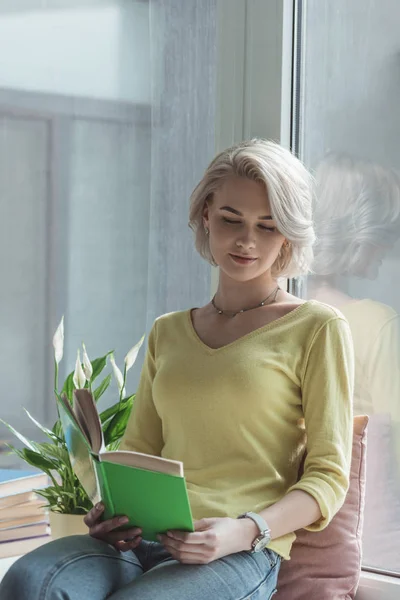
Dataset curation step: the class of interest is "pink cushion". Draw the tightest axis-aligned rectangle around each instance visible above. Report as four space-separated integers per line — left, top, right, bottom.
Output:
276 415 368 600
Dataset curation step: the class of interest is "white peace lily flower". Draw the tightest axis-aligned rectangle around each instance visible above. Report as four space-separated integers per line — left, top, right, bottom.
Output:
73 349 87 389
82 343 93 380
52 316 64 365
124 335 145 372
110 353 125 396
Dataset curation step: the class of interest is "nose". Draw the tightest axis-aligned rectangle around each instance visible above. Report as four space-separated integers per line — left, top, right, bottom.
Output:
235 228 256 250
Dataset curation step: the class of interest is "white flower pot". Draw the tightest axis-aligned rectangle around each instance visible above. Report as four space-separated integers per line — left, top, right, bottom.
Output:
49 512 88 540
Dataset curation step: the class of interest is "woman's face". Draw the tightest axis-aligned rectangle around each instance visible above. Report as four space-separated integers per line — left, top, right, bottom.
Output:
203 176 286 282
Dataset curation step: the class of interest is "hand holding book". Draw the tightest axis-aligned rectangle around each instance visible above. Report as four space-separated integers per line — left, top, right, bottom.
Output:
57 390 194 541
84 502 143 552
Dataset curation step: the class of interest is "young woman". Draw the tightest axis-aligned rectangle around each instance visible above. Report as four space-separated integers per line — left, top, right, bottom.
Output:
1 139 354 600
308 151 400 572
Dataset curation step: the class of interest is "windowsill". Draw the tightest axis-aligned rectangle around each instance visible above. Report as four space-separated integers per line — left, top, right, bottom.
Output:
0 556 21 582
1 557 399 597
356 570 400 600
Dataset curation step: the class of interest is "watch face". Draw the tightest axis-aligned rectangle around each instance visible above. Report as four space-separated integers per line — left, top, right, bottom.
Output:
253 536 270 552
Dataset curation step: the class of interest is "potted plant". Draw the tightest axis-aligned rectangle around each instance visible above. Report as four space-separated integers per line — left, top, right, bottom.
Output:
0 317 144 539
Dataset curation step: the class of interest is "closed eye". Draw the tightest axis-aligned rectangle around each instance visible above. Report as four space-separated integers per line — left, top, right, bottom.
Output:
222 217 275 232
222 217 241 225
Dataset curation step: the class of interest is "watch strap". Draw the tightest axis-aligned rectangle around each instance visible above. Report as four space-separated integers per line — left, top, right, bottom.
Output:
237 511 271 551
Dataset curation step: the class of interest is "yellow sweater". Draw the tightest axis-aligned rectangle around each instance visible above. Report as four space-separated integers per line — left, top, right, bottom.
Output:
121 300 354 560
339 299 400 464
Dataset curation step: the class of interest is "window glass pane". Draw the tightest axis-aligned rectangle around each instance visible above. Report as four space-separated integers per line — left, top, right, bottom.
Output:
0 0 216 453
298 0 400 574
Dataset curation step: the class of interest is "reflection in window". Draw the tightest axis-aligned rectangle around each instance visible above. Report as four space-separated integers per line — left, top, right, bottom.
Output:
297 0 400 575
308 154 400 571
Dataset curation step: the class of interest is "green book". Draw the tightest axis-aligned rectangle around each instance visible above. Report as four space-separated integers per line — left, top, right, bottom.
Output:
57 390 194 541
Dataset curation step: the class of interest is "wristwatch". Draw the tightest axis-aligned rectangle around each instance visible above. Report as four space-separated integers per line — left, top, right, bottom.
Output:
238 511 271 553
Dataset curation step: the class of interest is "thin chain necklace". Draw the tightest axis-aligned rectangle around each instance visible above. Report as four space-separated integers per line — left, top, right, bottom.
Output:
212 286 280 318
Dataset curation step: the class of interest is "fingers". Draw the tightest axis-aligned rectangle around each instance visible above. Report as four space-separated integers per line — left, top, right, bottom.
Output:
84 504 143 551
114 536 142 553
84 502 105 528
160 536 203 555
98 515 129 533
89 515 129 538
104 527 142 545
193 518 215 531
166 546 211 564
161 529 215 544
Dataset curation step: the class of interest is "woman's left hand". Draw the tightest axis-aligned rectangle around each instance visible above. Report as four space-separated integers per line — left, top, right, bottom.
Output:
157 516 258 564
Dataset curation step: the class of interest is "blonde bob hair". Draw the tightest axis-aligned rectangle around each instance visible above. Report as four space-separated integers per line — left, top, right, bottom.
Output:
189 139 315 278
313 153 400 277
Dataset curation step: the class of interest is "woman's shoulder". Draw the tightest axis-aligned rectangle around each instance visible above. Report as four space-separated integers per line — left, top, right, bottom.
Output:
303 298 348 322
339 298 398 324
154 309 190 329
279 299 351 344
278 295 347 327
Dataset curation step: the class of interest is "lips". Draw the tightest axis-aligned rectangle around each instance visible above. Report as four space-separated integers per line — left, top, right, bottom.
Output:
230 253 257 260
229 254 257 265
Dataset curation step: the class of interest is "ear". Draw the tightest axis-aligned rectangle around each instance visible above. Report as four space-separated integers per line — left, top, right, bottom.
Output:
202 202 210 228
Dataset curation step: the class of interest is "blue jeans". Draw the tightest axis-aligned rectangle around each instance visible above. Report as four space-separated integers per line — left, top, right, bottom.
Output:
0 534 281 599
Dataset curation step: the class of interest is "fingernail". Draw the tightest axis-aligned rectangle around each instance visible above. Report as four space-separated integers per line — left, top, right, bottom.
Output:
119 516 129 524
96 503 104 511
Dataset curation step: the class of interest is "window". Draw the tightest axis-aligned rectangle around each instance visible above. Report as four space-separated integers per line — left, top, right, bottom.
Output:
0 0 216 449
294 0 400 579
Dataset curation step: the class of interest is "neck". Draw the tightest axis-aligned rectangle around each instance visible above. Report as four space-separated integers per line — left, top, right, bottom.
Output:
214 270 278 314
308 277 354 308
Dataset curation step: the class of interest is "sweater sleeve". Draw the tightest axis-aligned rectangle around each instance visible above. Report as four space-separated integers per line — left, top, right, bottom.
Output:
119 319 164 457
287 316 354 531
368 315 400 469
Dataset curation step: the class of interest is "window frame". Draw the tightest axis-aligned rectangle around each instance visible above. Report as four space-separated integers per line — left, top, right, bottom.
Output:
214 0 399 596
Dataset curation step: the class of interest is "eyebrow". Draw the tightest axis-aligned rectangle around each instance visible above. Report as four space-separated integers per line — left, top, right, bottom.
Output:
219 206 273 220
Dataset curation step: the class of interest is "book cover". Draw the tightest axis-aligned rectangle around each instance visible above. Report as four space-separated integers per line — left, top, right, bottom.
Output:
57 392 194 541
94 459 193 541
0 522 49 543
0 490 40 510
0 470 48 498
0 500 46 522
0 535 51 559
0 514 49 530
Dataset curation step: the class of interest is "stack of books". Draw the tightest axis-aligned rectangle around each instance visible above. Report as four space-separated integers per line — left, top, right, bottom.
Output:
0 469 51 558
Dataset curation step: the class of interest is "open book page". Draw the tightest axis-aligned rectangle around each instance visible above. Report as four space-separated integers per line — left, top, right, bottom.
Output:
73 390 104 454
59 392 93 449
57 395 100 505
100 451 184 477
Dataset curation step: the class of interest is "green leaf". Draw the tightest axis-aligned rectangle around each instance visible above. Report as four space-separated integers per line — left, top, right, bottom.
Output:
34 488 58 503
6 443 28 463
61 372 75 403
99 395 134 425
0 419 37 451
103 404 133 447
52 419 65 440
99 402 122 425
22 448 58 472
90 352 113 383
93 374 112 402
106 439 122 451
36 443 70 465
121 393 135 405
23 409 62 443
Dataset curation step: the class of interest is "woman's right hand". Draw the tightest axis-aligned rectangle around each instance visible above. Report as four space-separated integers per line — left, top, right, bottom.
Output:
84 502 142 552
